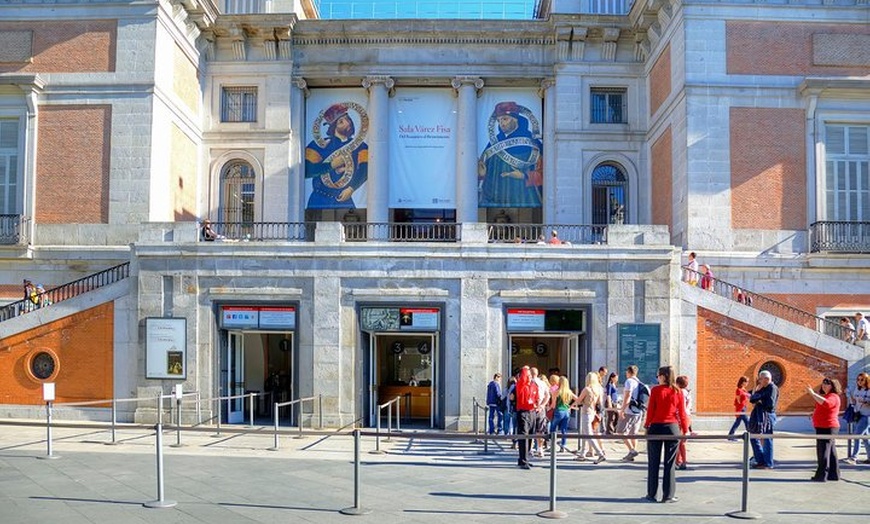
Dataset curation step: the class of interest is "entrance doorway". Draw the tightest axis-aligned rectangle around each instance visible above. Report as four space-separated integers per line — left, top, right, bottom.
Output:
508 334 586 390
223 331 295 424
366 332 439 428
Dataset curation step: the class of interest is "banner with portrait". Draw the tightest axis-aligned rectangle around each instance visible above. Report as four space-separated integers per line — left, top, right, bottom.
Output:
388 88 458 209
305 89 370 210
476 89 543 208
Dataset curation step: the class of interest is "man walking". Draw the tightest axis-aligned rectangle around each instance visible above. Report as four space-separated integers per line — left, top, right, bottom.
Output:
618 365 644 461
486 373 503 435
515 366 538 469
749 370 779 469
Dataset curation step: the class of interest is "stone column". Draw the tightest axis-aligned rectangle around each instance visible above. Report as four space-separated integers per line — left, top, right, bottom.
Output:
539 78 556 224
362 75 394 225
290 77 309 222
452 76 484 225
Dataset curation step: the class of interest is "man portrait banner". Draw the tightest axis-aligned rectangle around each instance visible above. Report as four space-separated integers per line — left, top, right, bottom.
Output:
477 89 543 208
305 89 370 210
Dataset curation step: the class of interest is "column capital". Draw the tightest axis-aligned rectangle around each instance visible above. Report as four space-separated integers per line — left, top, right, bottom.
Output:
293 77 309 98
538 78 556 98
362 75 395 91
451 76 485 92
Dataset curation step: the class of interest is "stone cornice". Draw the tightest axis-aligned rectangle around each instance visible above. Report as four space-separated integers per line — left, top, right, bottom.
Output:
799 76 870 99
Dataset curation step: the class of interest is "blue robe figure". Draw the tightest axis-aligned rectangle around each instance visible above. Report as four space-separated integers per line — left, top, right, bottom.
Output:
478 101 543 208
305 103 368 209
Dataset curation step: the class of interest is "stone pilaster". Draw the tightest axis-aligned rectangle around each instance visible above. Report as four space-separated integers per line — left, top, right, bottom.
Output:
451 76 484 225
539 78 556 224
362 75 394 225
290 77 308 222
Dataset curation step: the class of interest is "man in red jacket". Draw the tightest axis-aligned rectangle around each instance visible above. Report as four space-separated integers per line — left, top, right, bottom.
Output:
515 366 539 469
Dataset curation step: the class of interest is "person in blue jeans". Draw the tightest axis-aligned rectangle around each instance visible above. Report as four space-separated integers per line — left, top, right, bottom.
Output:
728 376 751 440
847 372 870 463
502 375 517 439
549 376 576 452
486 373 503 435
748 370 778 469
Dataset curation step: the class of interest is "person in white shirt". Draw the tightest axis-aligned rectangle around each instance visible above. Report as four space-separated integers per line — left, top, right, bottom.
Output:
618 365 644 461
684 252 699 285
854 312 870 344
530 367 551 457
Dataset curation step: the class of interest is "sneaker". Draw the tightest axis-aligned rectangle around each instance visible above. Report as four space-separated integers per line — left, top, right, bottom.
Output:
662 496 679 504
594 454 607 464
628 449 640 458
519 463 531 470
676 463 688 471
621 452 636 462
842 457 856 464
641 495 657 503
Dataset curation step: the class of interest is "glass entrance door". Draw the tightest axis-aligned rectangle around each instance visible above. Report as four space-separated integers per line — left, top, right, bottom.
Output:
227 332 245 423
370 333 437 428
509 334 582 388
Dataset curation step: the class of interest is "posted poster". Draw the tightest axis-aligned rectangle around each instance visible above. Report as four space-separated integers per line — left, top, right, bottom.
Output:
389 88 458 209
477 88 543 208
305 89 369 210
145 318 187 379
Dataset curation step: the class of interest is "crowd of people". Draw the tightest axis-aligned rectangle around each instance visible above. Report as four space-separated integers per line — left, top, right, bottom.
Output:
21 279 51 312
484 366 869 502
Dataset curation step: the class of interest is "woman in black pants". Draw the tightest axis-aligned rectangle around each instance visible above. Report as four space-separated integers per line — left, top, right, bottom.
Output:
644 366 689 503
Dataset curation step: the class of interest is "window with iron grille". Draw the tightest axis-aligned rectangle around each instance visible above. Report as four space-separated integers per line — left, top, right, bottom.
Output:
590 88 627 124
0 118 20 214
220 86 258 123
591 163 627 225
824 124 870 221
220 160 256 225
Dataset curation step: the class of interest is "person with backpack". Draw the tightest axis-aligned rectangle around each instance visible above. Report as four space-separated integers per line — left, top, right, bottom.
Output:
618 365 648 462
643 365 689 503
515 366 538 469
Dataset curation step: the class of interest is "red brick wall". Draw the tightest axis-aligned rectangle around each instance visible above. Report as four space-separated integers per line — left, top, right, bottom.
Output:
726 21 870 76
696 308 847 415
651 127 673 239
649 43 671 117
0 302 114 404
730 108 806 230
36 105 112 224
0 20 117 73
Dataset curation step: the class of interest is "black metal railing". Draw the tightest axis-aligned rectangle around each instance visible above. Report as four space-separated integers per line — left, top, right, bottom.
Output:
809 221 870 253
682 266 850 342
0 214 28 245
343 222 459 242
487 223 607 245
202 222 315 242
0 262 130 323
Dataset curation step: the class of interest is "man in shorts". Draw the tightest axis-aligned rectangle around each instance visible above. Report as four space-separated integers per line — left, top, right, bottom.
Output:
618 365 644 461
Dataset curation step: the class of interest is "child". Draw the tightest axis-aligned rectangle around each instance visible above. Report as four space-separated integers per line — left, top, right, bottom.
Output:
675 375 693 470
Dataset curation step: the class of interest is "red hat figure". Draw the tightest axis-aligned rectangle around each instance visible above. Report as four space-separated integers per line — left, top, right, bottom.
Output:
323 103 349 126
494 101 520 118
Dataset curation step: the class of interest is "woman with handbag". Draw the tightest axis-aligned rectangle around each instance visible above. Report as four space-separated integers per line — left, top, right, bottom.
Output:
846 372 870 464
574 371 607 464
807 378 841 481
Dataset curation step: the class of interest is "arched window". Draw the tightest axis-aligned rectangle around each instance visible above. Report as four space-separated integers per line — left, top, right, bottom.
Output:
220 160 256 225
591 163 628 225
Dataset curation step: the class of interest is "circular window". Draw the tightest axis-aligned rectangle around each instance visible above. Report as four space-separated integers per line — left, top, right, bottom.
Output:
27 350 59 381
759 361 785 387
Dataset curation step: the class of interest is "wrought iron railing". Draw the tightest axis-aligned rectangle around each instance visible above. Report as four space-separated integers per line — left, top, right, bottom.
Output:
0 262 131 323
487 223 607 245
682 266 850 342
202 222 316 242
343 222 459 242
809 221 870 253
0 214 28 245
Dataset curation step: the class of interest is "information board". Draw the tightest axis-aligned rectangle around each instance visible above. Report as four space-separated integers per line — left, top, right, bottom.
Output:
617 323 661 384
145 318 187 380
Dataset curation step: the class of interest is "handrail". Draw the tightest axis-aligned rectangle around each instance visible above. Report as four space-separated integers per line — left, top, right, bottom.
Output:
343 222 460 242
371 396 401 454
682 266 849 342
487 223 607 245
0 262 131 323
201 221 315 242
809 220 870 253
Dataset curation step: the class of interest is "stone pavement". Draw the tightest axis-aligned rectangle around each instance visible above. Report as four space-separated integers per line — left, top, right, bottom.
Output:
0 422 868 523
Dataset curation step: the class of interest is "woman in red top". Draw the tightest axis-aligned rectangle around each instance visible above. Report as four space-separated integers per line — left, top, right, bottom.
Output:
807 378 841 482
643 365 689 503
728 376 751 440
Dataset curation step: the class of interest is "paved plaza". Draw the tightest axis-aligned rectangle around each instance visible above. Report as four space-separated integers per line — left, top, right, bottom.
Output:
0 422 868 523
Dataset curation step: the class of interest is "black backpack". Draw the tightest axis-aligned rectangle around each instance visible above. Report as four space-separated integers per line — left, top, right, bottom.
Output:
630 379 651 411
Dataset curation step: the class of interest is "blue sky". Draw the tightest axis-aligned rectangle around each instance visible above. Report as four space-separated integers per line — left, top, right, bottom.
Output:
315 0 537 20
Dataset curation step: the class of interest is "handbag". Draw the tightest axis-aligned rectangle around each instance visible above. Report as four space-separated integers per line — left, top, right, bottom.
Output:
843 404 860 424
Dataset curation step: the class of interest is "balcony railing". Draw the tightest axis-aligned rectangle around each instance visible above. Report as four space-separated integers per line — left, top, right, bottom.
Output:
488 223 607 244
203 222 316 242
682 266 851 342
809 221 870 253
0 214 28 245
343 222 459 242
0 263 130 323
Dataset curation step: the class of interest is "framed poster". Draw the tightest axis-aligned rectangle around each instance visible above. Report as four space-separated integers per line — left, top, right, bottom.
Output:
146 317 187 380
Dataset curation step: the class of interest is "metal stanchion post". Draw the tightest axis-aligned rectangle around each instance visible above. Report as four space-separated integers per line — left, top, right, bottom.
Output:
370 409 384 455
108 398 118 445
195 392 202 425
396 397 401 433
538 431 567 519
726 432 761 519
143 420 177 509
171 396 182 448
213 397 222 437
248 393 255 427
387 402 392 442
295 401 306 440
38 401 59 460
269 403 280 451
340 429 371 516
319 394 323 429
156 395 162 426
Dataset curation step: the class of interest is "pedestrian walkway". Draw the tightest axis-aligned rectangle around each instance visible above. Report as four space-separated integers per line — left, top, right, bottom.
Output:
0 422 867 523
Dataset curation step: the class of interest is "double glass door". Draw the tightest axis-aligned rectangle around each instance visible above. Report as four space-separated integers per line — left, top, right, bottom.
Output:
368 333 438 428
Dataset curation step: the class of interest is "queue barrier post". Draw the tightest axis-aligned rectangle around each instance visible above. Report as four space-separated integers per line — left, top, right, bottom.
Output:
480 405 493 455
387 400 392 442
268 402 280 451
319 394 324 430
538 431 567 519
143 420 177 509
726 431 761 520
370 408 384 455
339 429 371 516
108 398 118 445
295 400 305 440
248 393 255 428
37 400 60 460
